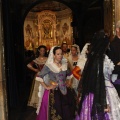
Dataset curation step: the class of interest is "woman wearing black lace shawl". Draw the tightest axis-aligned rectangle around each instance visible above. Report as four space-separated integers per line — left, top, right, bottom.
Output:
75 31 120 120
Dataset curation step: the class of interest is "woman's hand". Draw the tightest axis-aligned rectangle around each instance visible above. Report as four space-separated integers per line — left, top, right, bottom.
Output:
40 81 58 90
34 69 39 73
66 80 72 88
46 84 58 90
117 62 120 65
104 105 110 112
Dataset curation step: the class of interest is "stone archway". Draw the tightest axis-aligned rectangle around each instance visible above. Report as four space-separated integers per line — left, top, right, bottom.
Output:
23 1 73 52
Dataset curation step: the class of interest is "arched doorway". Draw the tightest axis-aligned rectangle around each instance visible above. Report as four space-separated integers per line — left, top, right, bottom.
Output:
2 0 107 119
22 1 74 119
24 1 74 52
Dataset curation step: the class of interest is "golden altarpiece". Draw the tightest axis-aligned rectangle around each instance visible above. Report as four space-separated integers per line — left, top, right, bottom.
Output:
24 10 73 51
38 11 58 49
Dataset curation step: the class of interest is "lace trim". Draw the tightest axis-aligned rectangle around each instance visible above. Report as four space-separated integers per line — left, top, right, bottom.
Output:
35 77 44 82
104 55 115 74
33 58 47 65
46 61 68 73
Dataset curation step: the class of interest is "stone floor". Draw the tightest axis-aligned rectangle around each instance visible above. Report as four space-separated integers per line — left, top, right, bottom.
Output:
9 106 36 120
9 95 37 120
9 78 37 120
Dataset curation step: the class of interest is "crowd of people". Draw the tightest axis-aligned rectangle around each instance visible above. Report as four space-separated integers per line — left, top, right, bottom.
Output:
25 21 120 120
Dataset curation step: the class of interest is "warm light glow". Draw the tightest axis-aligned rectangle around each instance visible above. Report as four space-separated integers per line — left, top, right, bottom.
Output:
112 0 115 35
114 0 120 35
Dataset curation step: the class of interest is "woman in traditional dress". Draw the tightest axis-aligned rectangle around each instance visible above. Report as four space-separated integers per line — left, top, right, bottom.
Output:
36 46 76 120
72 43 90 103
74 31 120 120
27 45 47 108
67 44 80 94
72 43 91 81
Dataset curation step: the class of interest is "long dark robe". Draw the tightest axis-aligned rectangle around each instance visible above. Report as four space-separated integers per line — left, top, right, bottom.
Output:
107 35 120 96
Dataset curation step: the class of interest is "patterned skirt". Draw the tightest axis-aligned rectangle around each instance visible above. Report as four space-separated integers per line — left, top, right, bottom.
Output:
75 80 120 120
28 78 39 108
36 88 76 120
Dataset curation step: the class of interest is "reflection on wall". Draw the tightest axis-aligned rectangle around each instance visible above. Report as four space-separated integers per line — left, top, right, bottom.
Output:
115 0 120 33
24 9 73 51
104 0 113 39
24 12 38 50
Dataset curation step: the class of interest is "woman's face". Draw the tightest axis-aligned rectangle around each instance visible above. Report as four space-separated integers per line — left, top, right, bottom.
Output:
39 48 46 56
71 47 77 56
62 44 68 53
54 49 63 62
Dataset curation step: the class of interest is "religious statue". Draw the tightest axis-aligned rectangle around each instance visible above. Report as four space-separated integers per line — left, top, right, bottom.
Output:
25 24 33 38
42 20 52 39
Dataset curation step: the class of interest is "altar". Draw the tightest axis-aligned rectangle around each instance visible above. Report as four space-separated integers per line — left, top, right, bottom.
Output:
24 9 73 51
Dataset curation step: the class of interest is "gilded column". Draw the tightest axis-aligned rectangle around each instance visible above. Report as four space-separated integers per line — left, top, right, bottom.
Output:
104 0 114 40
115 0 120 28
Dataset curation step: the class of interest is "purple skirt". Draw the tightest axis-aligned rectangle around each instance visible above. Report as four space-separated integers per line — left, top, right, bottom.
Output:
36 88 76 120
75 93 110 120
36 90 49 120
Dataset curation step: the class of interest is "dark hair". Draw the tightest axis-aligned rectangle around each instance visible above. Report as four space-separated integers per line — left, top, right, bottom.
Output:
78 31 110 119
53 46 62 55
71 45 77 50
85 44 91 57
36 45 47 57
25 50 35 58
89 31 109 56
61 43 67 47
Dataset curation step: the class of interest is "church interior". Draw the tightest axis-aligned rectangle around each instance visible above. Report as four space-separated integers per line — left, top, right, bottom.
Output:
0 0 119 120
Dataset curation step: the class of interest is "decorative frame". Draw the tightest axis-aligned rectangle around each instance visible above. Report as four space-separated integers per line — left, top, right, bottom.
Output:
37 10 57 47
